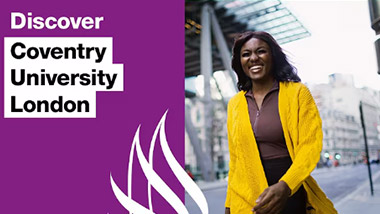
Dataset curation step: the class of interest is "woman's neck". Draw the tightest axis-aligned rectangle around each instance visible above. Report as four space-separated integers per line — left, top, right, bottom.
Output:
251 77 275 96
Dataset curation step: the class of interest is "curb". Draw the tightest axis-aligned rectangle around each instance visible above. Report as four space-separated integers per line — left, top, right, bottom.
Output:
334 169 380 208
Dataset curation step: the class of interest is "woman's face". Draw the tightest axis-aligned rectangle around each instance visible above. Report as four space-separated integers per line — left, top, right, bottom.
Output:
240 38 273 83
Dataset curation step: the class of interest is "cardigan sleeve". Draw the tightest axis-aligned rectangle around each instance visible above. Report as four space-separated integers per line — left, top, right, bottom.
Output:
225 101 237 208
279 85 323 196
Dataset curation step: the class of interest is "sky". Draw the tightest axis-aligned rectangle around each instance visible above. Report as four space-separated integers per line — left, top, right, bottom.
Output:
281 0 380 90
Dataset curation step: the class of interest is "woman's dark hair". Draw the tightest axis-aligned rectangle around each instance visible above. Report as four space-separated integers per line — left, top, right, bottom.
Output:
231 31 300 91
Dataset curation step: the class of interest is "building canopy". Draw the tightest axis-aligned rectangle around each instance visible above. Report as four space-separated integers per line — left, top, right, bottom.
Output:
185 0 310 77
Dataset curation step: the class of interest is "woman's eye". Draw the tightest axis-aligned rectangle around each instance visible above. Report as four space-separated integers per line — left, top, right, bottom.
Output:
242 52 250 57
257 49 267 54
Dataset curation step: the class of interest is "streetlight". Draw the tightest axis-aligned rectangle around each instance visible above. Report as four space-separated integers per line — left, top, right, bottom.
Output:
324 152 330 159
334 153 341 160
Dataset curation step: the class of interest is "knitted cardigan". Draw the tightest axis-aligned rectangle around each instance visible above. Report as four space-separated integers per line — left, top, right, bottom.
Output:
225 82 337 214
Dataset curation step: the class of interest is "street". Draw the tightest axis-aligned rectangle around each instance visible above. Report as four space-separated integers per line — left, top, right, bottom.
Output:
185 164 380 214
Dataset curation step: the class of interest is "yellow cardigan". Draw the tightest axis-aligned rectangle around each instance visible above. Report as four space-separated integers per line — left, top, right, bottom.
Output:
225 82 337 214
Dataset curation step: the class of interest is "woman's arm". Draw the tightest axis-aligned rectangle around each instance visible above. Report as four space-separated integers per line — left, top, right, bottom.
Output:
279 85 323 195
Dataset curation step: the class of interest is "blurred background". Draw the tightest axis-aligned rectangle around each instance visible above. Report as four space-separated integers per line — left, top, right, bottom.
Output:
184 1 380 213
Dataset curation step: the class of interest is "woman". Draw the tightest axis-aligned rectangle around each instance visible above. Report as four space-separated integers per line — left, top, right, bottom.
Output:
224 31 337 214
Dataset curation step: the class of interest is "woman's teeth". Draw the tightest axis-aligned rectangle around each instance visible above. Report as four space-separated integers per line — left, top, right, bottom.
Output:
250 65 263 72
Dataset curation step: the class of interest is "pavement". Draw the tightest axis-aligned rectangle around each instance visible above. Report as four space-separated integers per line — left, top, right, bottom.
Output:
334 168 380 214
193 166 380 214
195 180 227 191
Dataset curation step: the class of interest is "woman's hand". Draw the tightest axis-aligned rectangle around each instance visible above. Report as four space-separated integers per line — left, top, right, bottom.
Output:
225 207 230 214
252 181 290 214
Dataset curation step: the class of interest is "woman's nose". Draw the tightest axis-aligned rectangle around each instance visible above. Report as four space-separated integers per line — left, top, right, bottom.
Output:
249 53 259 61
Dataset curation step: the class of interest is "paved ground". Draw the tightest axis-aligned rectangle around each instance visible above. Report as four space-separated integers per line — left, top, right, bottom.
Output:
311 164 380 203
335 168 380 214
185 164 380 214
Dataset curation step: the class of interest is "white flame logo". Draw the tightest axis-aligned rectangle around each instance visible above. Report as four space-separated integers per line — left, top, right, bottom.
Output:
110 110 208 214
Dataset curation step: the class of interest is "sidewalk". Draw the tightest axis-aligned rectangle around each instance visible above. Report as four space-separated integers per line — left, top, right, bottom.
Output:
335 169 380 214
196 180 227 191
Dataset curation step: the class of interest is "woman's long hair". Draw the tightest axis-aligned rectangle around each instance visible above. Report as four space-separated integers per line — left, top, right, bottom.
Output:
231 31 300 91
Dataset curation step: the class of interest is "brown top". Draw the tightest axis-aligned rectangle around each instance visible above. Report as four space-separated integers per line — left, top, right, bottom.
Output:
245 81 290 160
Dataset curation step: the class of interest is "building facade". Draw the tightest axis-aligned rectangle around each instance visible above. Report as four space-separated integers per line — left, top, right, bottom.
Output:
310 73 380 165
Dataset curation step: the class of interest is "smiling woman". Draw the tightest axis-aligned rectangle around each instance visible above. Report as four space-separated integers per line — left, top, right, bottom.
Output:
225 31 337 214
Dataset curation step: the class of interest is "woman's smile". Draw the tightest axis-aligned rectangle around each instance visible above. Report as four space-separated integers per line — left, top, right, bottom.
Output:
249 65 263 72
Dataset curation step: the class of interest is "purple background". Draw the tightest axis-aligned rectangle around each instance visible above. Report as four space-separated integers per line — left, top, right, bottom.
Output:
0 0 184 213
